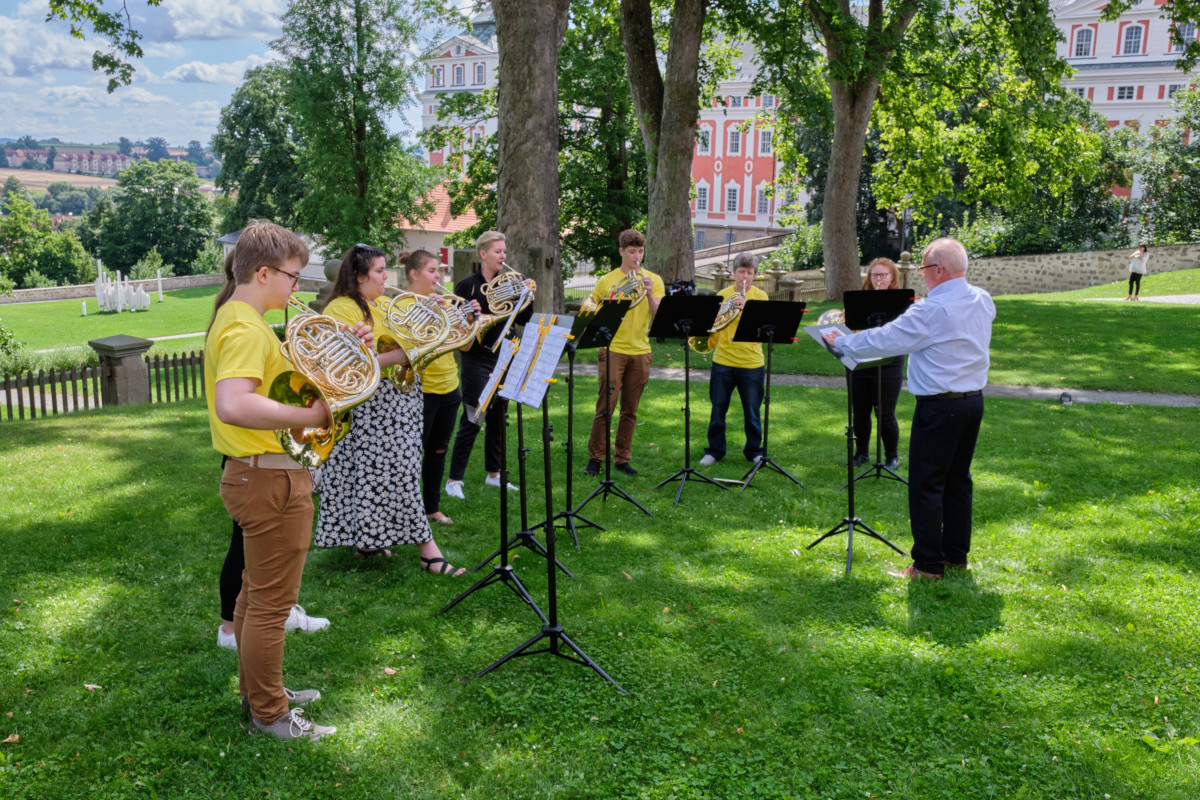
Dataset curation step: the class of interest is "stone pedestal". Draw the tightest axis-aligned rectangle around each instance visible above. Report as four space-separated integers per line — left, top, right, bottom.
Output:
777 277 799 301
763 268 786 294
88 335 153 406
897 251 916 291
712 268 731 293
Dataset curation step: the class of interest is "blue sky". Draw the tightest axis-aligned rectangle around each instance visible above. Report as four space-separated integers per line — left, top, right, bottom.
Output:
0 0 440 147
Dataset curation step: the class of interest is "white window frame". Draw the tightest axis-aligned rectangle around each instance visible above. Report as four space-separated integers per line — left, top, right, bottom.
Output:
1168 83 1184 98
756 187 769 214
1174 24 1195 53
1074 28 1093 58
730 95 742 108
759 130 773 155
1123 25 1143 56
728 128 741 156
763 95 774 108
696 185 708 212
694 230 706 249
1070 87 1086 97
725 185 739 214
1117 85 1135 100
453 64 464 85
433 66 444 87
474 63 485 84
697 127 711 156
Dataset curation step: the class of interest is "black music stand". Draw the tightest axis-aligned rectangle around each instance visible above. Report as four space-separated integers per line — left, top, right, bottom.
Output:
571 298 652 518
474 315 626 692
802 324 904 577
734 300 807 492
543 311 614 551
472 401 574 577
841 289 913 488
648 294 726 504
437 356 548 620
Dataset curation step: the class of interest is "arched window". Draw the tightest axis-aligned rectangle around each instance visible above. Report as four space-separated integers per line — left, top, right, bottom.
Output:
1074 28 1093 57
1123 25 1143 55
453 65 464 85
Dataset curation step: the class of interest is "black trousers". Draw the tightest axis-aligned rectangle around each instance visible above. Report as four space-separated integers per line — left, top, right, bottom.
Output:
421 389 461 514
851 365 902 459
448 354 506 480
907 393 984 575
1128 273 1142 295
220 519 244 621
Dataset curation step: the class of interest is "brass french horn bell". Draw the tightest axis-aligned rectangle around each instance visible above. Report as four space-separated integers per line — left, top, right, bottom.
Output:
270 296 381 466
376 291 452 390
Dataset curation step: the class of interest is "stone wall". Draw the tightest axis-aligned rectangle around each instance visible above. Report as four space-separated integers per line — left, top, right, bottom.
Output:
902 243 1200 297
1 273 226 305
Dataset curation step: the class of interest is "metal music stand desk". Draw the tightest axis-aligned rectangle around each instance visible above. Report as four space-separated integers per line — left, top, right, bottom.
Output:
438 337 547 622
732 300 807 492
801 323 904 577
571 298 653 519
648 293 725 504
474 314 626 692
840 289 914 488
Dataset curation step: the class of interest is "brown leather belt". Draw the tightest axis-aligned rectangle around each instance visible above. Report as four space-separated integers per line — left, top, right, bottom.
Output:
228 453 306 470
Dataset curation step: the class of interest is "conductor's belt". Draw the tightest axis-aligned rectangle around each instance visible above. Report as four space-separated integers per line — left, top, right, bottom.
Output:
915 390 982 401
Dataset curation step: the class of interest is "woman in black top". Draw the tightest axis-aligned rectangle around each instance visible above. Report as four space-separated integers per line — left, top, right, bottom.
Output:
851 257 904 469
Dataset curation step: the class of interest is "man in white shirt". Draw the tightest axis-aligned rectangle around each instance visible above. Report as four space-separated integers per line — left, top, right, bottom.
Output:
824 238 995 579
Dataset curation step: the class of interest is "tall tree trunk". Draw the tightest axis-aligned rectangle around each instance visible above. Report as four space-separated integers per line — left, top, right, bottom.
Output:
493 0 570 313
822 78 877 298
620 0 707 283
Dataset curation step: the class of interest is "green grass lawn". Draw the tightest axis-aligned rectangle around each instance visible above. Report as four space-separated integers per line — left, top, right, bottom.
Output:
5 279 1198 394
1030 267 1200 300
2 383 1199 799
0 288 317 351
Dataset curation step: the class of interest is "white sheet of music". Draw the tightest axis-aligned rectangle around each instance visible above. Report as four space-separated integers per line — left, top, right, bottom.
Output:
500 316 573 408
468 337 519 424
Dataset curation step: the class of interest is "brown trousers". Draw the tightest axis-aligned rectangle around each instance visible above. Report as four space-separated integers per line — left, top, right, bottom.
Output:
587 349 652 464
220 459 313 724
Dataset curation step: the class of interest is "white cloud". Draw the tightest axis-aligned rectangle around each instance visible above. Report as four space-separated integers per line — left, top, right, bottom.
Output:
41 84 172 110
157 0 287 42
143 43 189 60
161 55 268 84
0 14 99 77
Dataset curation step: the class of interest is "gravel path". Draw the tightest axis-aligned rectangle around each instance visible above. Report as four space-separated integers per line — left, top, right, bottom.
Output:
563 364 1200 408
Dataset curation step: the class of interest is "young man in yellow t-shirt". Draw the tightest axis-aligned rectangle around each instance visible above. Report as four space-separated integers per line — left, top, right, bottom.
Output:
699 252 768 467
584 229 665 476
205 220 370 742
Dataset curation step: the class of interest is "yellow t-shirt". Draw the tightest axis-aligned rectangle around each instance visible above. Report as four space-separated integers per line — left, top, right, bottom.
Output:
591 267 666 356
204 300 293 457
420 351 460 395
322 294 383 332
712 285 768 369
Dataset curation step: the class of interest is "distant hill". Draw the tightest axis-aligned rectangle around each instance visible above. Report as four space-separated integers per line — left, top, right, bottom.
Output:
0 167 118 195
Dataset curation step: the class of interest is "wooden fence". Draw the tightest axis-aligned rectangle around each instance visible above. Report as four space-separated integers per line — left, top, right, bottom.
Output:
2 366 104 420
1 350 205 421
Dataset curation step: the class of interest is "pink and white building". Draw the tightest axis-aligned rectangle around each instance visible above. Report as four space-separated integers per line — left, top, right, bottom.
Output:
419 10 497 169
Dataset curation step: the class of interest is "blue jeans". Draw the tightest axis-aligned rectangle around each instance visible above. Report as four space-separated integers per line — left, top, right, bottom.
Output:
704 364 764 461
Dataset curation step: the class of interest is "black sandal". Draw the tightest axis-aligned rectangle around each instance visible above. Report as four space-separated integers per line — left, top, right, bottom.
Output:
356 548 393 559
420 556 464 576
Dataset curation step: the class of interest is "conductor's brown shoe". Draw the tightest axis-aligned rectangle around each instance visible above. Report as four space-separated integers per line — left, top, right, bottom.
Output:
887 564 943 580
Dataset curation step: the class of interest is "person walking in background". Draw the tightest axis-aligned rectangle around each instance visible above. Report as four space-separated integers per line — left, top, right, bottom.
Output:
824 238 995 580
1126 243 1149 300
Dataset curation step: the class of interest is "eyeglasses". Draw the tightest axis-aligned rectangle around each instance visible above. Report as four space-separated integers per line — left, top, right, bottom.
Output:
917 263 941 273
869 272 891 279
269 265 302 287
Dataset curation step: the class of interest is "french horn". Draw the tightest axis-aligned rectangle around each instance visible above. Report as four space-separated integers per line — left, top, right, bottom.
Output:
689 285 746 354
816 308 845 326
476 262 536 349
376 291 452 391
608 261 647 308
270 296 381 467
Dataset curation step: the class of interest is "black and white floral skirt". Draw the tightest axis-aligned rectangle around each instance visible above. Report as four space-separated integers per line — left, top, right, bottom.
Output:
314 378 432 549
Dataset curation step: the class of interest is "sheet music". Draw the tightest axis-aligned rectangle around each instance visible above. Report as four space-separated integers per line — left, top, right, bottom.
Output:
468 337 519 424
500 315 573 408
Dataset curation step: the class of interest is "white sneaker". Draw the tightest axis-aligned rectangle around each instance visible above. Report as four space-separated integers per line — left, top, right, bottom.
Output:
217 625 237 651
309 467 323 495
485 474 519 491
250 707 336 742
445 479 465 499
284 605 330 634
698 454 718 467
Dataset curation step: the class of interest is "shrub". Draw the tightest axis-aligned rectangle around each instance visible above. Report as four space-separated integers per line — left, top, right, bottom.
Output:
190 240 224 275
129 248 175 280
21 269 56 289
0 344 98 375
774 223 826 271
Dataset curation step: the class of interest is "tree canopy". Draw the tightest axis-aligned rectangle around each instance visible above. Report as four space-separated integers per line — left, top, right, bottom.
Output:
273 0 451 255
45 0 163 92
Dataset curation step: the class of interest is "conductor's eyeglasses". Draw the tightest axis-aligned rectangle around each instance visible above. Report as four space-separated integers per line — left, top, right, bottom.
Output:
917 263 941 273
